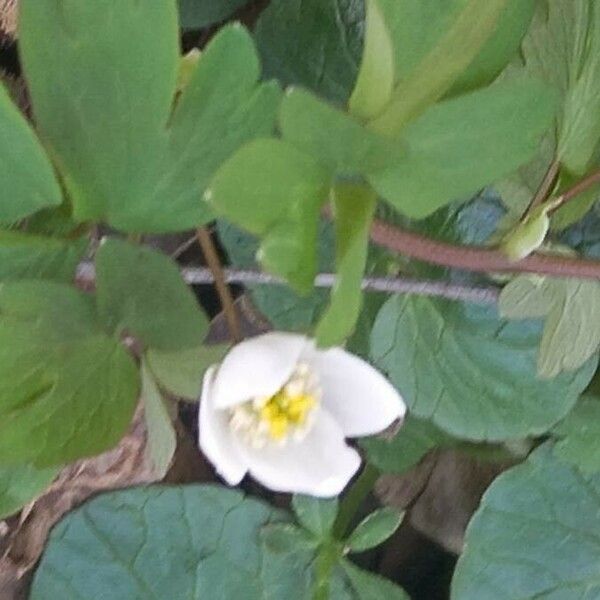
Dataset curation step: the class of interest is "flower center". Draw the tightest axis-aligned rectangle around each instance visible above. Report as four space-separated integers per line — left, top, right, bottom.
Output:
229 363 320 447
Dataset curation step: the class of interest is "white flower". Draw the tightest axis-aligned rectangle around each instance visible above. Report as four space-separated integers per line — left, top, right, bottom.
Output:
198 332 406 497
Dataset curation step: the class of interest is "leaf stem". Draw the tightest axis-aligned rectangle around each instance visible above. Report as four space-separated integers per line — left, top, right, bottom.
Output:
368 218 600 279
195 227 242 343
521 159 560 220
333 464 380 539
551 168 600 213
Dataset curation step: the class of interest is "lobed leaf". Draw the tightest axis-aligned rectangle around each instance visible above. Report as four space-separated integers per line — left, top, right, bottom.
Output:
280 88 400 175
369 79 557 219
292 495 339 539
552 395 600 474
452 445 600 599
370 295 596 441
341 560 410 599
30 485 286 599
96 238 208 351
0 231 86 283
0 464 58 519
146 344 229 401
208 139 331 293
0 82 62 223
20 4 278 233
499 275 600 378
0 281 139 466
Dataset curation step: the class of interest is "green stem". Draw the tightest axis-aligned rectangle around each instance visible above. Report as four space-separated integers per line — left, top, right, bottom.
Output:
333 463 380 539
312 541 340 600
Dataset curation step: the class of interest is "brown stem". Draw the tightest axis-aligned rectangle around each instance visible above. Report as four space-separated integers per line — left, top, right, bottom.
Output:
551 168 600 212
369 219 600 279
196 227 242 342
521 159 560 219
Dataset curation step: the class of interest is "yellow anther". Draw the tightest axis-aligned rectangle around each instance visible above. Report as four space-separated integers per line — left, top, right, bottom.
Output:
232 363 320 445
287 394 316 424
268 415 289 440
258 391 316 440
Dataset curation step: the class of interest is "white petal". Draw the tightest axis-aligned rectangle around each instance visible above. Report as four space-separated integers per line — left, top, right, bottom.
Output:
198 366 247 485
234 408 361 497
307 347 406 437
212 332 309 409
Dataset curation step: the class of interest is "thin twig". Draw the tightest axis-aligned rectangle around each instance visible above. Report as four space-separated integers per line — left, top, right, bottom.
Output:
75 262 501 305
521 159 560 220
550 168 600 213
195 227 242 342
369 219 600 280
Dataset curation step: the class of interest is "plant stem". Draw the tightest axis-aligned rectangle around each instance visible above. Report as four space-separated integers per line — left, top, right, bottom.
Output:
521 159 560 220
333 464 380 539
369 218 600 279
551 168 600 213
312 541 341 600
195 227 242 342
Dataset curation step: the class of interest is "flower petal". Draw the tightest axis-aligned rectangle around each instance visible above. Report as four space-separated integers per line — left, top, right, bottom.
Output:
234 408 361 497
212 332 309 409
308 347 406 437
198 366 247 485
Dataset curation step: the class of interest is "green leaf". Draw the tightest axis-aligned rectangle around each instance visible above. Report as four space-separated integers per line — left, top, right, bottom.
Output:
217 219 332 330
208 138 331 293
254 0 364 104
30 485 286 599
164 26 282 231
280 88 399 174
370 0 511 134
0 231 86 283
551 174 600 231
346 508 403 553
369 79 557 219
499 275 600 378
178 0 247 29
452 444 600 599
20 4 278 233
141 362 176 479
292 495 339 538
348 0 395 120
0 281 139 466
19 0 178 230
551 1 600 175
217 218 389 359
499 204 552 261
261 524 355 600
501 0 600 215
316 184 376 347
0 464 58 519
552 395 600 474
361 416 453 474
341 560 410 600
96 238 208 351
0 83 62 223
370 295 596 441
448 0 536 95
146 344 229 401
376 0 534 98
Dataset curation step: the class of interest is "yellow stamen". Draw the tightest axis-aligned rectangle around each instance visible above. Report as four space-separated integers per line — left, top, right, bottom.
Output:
259 391 317 440
230 362 320 445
